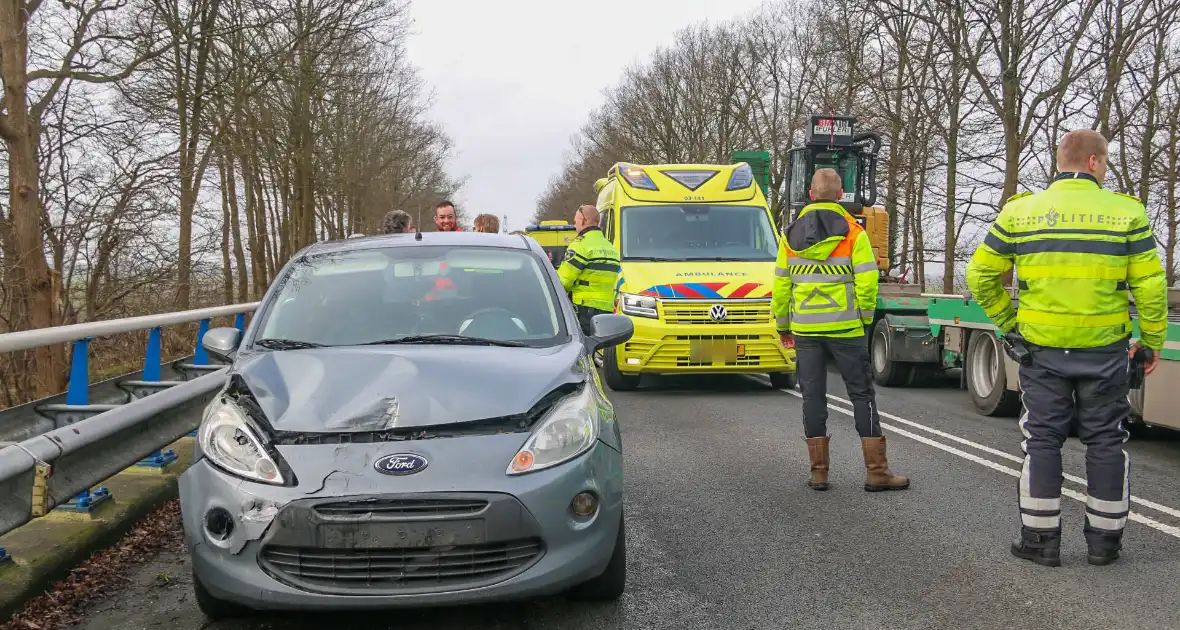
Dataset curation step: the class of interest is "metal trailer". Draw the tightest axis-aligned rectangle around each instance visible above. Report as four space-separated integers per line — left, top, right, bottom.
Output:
867 286 1180 432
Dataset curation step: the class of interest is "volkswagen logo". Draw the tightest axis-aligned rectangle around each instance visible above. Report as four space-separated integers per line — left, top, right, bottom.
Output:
708 304 728 321
373 453 429 476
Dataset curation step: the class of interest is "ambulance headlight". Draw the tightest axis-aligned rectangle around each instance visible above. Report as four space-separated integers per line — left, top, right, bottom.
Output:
620 293 657 319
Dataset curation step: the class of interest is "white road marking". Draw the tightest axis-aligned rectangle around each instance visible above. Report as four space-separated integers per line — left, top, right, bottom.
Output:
788 390 1180 539
746 375 1180 539
815 390 1180 522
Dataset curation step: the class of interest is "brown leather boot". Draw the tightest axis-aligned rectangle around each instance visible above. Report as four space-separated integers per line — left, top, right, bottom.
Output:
806 436 830 491
861 436 910 491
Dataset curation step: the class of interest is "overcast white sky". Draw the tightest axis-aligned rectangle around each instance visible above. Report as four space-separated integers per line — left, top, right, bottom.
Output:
404 0 768 232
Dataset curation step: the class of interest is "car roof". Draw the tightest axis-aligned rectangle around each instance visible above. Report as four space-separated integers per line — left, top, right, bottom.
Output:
302 231 538 257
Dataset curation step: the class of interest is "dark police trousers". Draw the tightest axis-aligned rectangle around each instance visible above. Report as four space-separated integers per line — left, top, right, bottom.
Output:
574 305 609 336
795 334 882 438
1018 341 1130 536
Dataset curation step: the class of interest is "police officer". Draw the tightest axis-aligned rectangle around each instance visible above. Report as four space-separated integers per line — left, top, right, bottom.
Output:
966 129 1169 567
772 168 909 493
557 205 621 335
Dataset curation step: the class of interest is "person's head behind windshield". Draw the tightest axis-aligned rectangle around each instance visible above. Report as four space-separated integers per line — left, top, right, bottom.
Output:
473 214 500 233
434 201 459 231
380 210 412 234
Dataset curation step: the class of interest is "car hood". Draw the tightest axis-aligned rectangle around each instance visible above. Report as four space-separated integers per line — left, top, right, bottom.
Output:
619 260 776 299
232 343 585 432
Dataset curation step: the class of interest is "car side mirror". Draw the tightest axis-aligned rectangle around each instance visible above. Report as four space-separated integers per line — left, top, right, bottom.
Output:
586 314 633 351
202 327 242 363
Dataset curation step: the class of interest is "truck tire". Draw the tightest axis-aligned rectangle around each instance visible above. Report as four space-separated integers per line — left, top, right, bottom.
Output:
965 330 1021 417
601 346 640 391
870 318 912 387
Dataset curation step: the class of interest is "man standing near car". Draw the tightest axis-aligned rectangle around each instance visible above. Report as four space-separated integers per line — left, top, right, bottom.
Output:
773 168 909 493
966 129 1168 567
557 205 620 335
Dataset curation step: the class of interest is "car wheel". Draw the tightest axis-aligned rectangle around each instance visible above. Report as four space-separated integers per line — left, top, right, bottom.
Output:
768 371 798 390
193 571 251 620
602 346 640 391
568 512 626 601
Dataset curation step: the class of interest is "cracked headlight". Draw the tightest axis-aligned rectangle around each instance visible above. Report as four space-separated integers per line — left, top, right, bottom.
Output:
507 386 599 475
198 398 285 485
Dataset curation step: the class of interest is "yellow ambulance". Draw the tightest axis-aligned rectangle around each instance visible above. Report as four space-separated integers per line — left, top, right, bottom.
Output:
593 161 797 391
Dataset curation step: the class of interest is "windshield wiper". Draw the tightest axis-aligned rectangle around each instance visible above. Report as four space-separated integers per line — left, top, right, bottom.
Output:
623 256 679 262
254 338 326 350
359 334 527 347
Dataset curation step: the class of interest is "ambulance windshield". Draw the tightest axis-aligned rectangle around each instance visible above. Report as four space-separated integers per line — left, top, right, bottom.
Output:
619 205 777 262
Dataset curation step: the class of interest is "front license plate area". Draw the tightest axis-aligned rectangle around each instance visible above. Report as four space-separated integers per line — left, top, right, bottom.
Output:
689 340 745 362
316 519 486 549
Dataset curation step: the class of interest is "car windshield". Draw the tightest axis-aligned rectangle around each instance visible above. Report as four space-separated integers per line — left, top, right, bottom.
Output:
620 204 778 261
255 245 566 347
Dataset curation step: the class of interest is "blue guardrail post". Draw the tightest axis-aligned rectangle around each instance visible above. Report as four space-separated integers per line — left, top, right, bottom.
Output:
56 337 113 514
193 318 211 366
234 312 246 333
137 327 178 469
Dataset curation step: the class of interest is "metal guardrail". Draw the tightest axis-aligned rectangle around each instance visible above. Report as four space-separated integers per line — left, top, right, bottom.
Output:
0 303 258 550
0 369 226 537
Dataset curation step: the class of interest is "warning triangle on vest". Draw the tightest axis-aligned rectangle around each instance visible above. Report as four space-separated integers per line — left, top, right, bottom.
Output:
797 287 840 311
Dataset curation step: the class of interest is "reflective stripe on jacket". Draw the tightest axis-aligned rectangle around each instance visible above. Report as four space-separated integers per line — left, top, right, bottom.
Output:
965 174 1169 350
556 226 621 312
771 201 879 338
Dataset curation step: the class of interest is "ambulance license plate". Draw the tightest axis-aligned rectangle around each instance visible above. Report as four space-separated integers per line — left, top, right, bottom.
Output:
689 341 745 362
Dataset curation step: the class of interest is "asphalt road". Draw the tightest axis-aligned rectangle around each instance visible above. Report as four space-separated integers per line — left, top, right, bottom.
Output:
78 368 1180 630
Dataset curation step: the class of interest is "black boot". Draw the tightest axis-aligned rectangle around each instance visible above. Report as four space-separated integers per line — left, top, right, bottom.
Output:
1010 528 1062 567
1084 524 1122 566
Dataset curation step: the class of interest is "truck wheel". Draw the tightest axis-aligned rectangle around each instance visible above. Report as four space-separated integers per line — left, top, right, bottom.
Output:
602 346 640 391
965 330 1021 416
870 319 912 387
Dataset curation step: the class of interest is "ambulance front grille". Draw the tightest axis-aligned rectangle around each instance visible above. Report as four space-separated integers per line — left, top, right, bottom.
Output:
661 301 773 325
644 335 789 369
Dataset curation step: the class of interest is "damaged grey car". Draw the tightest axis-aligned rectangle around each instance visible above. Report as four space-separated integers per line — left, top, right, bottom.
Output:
178 232 634 619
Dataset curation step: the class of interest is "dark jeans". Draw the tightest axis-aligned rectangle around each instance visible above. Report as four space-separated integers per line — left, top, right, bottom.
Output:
795 334 881 438
574 305 609 336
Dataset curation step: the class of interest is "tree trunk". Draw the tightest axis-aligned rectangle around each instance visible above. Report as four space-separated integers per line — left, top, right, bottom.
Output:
0 2 66 396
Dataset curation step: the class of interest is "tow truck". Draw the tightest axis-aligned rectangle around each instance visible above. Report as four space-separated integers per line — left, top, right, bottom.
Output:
591 160 798 391
762 114 1180 432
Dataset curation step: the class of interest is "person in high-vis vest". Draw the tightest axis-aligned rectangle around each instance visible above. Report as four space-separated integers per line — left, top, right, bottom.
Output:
557 205 621 335
772 169 909 493
966 129 1169 568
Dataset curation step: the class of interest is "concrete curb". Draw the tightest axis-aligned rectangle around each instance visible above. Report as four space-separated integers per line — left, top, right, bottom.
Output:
0 437 196 622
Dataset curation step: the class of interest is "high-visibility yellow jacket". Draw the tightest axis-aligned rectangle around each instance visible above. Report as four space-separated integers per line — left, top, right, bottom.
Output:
771 201 880 338
965 174 1169 350
556 226 621 312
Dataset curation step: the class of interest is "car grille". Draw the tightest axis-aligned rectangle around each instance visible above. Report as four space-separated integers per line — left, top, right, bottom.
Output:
313 498 488 518
260 538 544 593
662 300 772 325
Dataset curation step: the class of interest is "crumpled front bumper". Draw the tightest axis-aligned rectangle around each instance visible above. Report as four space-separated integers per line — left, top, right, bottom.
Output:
179 436 622 610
